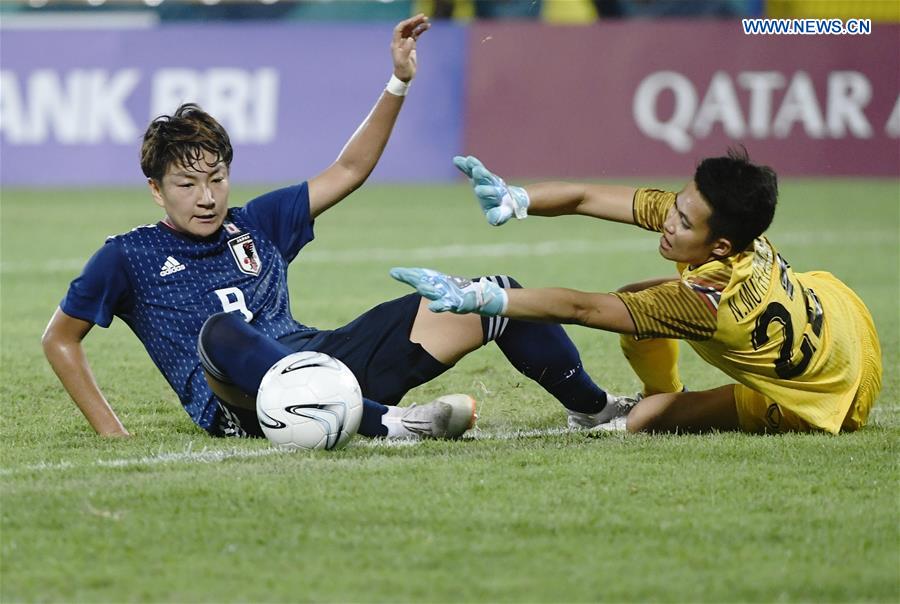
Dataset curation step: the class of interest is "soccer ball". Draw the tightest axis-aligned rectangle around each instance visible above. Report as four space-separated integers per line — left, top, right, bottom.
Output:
256 351 363 450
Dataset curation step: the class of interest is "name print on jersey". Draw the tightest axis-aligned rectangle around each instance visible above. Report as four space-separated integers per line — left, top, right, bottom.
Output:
228 233 262 276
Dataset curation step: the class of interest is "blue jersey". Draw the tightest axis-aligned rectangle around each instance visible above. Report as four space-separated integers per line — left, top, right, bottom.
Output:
61 183 316 430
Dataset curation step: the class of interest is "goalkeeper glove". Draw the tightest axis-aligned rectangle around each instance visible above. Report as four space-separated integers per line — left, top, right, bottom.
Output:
390 267 508 316
453 155 529 226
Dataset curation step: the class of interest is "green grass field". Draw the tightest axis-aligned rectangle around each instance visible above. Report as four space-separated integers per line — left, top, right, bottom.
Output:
1 180 898 603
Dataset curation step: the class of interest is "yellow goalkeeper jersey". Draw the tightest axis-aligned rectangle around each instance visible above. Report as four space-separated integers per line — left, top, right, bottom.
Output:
614 189 881 433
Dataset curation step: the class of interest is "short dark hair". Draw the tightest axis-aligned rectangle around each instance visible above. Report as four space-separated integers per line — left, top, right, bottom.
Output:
140 103 233 182
694 146 778 254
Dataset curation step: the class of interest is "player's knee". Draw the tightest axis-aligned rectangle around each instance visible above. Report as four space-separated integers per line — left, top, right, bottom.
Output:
198 312 242 377
625 402 651 433
625 394 672 434
625 412 654 434
199 312 231 350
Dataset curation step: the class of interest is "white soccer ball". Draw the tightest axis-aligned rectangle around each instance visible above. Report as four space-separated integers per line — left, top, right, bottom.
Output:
256 351 363 450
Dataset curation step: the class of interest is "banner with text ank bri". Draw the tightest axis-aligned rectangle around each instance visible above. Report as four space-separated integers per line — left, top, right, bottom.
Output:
0 24 465 186
465 21 899 178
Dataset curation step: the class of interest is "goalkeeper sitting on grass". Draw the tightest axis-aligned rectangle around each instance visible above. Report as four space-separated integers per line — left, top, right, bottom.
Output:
392 150 882 434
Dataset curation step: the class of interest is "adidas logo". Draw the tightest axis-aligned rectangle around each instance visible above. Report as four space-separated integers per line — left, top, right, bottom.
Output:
159 256 186 276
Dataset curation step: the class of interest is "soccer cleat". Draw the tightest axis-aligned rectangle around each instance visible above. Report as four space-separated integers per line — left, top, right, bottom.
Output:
400 394 477 439
587 415 629 434
567 393 640 431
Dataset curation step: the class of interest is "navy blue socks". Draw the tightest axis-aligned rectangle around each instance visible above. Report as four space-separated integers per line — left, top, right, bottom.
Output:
480 276 609 415
495 320 609 414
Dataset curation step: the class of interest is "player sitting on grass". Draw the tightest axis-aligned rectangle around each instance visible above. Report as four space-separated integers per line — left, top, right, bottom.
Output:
392 149 882 434
41 15 629 440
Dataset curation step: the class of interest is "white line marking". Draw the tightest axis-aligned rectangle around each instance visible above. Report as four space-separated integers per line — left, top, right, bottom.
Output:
2 230 894 275
465 426 573 440
0 427 575 476
0 240 642 275
0 445 289 476
6 413 897 477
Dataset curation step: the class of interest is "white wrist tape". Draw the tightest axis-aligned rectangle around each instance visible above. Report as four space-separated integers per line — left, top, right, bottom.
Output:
386 74 411 97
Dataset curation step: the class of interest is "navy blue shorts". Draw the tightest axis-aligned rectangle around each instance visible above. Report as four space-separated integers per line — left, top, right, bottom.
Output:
209 293 450 438
278 293 449 405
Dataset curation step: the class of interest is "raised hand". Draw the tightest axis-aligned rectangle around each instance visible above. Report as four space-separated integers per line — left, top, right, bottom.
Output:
453 155 529 226
390 267 507 316
391 13 430 82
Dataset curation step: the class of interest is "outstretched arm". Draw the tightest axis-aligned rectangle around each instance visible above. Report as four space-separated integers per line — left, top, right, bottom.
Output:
390 267 637 334
503 287 637 334
308 14 430 218
454 155 637 226
42 308 130 436
526 181 637 223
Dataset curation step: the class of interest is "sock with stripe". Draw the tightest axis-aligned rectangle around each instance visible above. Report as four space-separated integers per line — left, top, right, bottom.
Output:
479 275 609 414
198 312 390 437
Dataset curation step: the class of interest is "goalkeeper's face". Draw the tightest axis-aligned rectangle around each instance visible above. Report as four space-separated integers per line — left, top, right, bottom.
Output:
660 182 732 266
148 151 231 238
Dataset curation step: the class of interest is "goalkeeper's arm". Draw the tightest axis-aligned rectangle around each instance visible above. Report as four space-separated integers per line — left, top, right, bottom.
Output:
501 287 637 334
391 267 637 334
524 181 638 225
454 155 638 225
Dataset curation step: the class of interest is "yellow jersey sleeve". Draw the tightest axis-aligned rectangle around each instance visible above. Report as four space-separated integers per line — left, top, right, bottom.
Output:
614 280 719 340
633 189 676 232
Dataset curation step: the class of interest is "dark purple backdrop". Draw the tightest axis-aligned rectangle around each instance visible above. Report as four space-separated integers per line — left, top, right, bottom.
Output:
0 23 465 186
465 21 899 178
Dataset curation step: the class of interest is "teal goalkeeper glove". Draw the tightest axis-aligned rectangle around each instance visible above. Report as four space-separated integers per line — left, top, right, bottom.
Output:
453 155 529 226
390 267 508 316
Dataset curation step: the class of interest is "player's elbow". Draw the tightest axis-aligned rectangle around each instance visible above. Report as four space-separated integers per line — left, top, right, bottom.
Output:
570 295 604 329
41 326 65 364
335 159 375 194
41 316 76 363
572 308 605 330
41 324 57 357
570 292 635 334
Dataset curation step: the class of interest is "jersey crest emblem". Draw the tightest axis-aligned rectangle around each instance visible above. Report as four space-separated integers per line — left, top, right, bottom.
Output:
228 233 262 276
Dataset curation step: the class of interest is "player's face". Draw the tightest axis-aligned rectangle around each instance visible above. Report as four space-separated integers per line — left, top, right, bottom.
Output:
659 181 731 265
149 152 230 238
